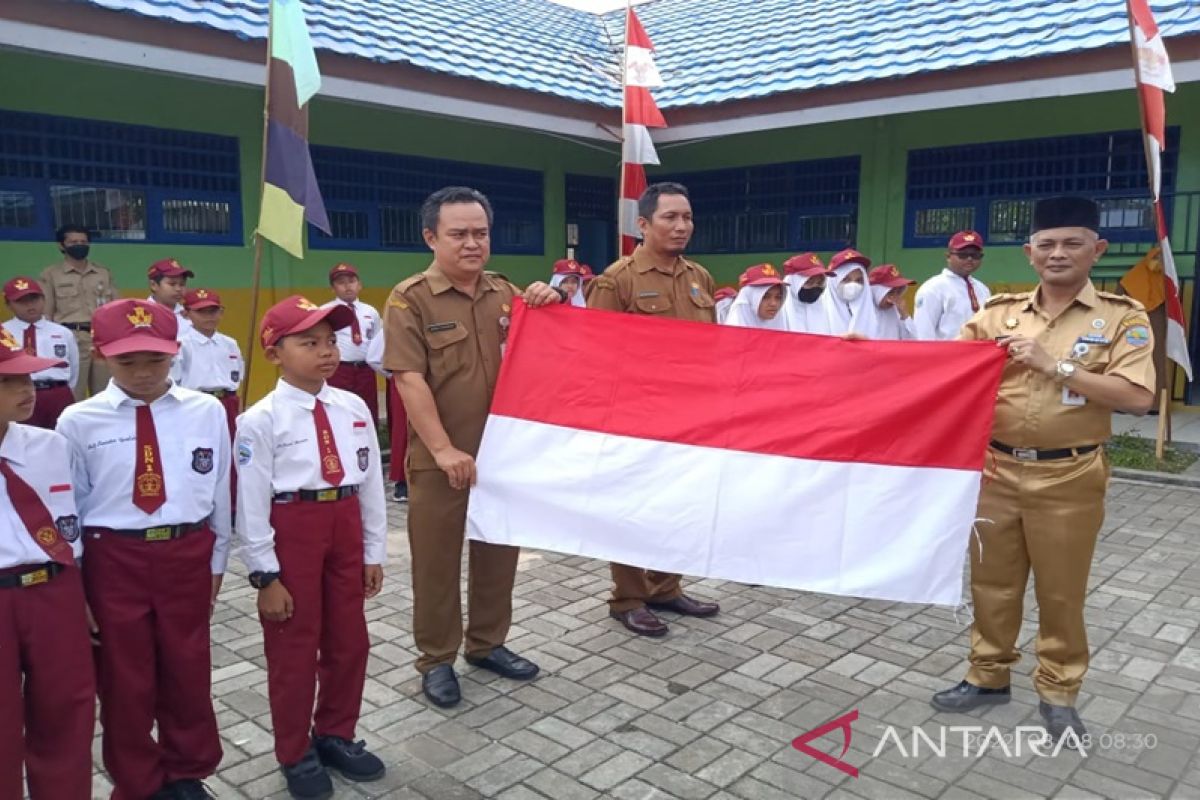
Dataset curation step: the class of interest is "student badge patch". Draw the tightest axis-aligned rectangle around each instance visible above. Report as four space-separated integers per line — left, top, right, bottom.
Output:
54 344 67 357
55 515 81 542
1124 325 1150 348
357 447 369 472
237 441 253 466
191 447 214 475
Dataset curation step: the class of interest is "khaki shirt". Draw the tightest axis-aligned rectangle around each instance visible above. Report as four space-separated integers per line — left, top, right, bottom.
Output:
586 245 717 322
961 282 1155 449
382 264 519 471
39 260 118 324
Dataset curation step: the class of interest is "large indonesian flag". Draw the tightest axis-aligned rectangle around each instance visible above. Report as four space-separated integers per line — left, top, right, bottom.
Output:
467 303 1006 606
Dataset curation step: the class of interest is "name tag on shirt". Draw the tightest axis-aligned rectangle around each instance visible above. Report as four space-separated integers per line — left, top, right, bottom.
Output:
427 322 457 333
637 291 660 298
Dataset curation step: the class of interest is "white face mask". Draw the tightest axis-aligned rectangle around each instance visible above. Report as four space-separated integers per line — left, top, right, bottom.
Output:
839 282 864 302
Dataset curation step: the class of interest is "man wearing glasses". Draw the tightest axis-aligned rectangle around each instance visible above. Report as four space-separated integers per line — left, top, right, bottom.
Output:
913 230 991 340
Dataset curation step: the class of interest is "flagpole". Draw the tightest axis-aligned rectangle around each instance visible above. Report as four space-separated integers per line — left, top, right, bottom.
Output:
242 2 275 406
1124 0 1172 456
617 0 632 259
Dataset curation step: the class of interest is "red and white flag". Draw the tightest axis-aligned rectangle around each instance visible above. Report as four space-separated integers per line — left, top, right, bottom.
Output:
467 303 1006 606
1129 0 1192 381
620 8 666 256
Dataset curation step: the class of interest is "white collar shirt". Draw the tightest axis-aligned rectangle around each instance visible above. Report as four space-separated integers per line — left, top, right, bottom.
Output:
55 380 232 573
234 379 387 573
2 318 79 386
148 297 192 339
322 298 380 362
0 423 83 567
175 328 244 392
913 269 992 341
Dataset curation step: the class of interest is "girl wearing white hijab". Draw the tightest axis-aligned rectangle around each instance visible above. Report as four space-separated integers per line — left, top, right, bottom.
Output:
713 287 737 324
868 264 918 340
821 248 884 337
781 252 834 334
549 258 586 307
723 264 788 331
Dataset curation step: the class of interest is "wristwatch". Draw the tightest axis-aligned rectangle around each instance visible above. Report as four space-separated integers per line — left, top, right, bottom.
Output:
553 286 570 303
1054 360 1077 383
249 571 280 589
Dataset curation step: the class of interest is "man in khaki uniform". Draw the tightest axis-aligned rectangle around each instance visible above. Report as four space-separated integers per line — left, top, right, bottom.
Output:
932 196 1156 744
587 182 722 637
384 186 565 709
39 224 118 399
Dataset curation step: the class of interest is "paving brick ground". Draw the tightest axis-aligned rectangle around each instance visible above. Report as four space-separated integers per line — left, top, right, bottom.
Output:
87 478 1200 799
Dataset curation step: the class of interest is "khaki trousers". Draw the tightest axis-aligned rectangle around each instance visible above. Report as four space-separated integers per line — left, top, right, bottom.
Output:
609 564 684 613
407 468 518 672
73 329 111 400
966 447 1109 705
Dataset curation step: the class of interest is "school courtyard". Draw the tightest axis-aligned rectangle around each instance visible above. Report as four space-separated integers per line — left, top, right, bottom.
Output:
83 477 1200 800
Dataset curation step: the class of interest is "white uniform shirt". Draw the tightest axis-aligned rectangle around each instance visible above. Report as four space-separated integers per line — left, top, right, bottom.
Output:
2 318 79 387
174 328 244 392
148 297 192 339
56 381 232 574
322 298 380 363
365 327 389 378
0 423 84 567
234 379 388 573
913 269 992 341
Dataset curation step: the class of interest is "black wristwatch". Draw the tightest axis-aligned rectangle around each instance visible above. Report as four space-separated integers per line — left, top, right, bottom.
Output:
553 286 569 303
249 571 281 589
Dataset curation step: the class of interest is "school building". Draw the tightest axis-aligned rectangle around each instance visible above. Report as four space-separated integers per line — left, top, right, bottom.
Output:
2 0 1199 401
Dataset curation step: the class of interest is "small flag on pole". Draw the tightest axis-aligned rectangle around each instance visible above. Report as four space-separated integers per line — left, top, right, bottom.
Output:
258 0 330 259
620 8 667 256
1127 0 1191 381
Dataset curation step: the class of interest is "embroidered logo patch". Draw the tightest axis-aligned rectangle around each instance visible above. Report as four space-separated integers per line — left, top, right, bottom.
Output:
191 447 214 475
1125 325 1150 348
55 514 81 543
357 447 369 472
236 441 253 466
54 344 67 357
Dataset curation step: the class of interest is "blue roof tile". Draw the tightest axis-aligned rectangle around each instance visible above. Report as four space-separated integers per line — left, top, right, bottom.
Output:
70 0 1200 109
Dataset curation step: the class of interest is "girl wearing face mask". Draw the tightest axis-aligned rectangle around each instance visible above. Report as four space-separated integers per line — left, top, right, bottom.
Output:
781 252 834 334
549 259 587 307
868 264 918 340
821 248 885 336
724 264 788 331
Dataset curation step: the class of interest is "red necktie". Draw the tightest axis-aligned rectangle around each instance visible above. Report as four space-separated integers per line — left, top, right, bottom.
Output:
964 276 980 313
0 458 74 566
22 324 36 356
348 303 362 346
313 400 345 486
133 405 167 514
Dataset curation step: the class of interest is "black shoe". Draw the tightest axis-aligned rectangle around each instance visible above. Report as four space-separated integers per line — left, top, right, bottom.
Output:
465 645 540 680
166 780 215 799
422 664 461 707
281 747 333 800
313 735 386 782
392 482 408 503
930 680 1011 712
1039 701 1088 747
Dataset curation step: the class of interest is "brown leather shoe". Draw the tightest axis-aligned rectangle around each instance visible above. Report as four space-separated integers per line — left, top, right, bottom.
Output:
610 606 669 637
646 594 720 617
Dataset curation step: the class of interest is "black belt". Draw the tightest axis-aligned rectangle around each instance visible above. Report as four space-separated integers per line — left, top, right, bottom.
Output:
273 486 360 504
340 360 368 368
88 522 207 542
201 388 235 398
61 322 91 332
0 562 64 589
990 441 1101 462
33 380 68 390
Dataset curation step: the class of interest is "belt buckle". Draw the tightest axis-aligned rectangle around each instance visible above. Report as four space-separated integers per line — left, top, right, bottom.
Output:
145 526 172 541
20 568 50 587
1012 447 1039 462
316 489 339 502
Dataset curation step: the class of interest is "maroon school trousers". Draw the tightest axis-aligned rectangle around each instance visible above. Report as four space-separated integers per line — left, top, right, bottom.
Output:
28 384 74 430
328 362 378 426
385 376 407 484
83 527 221 799
0 565 95 799
263 496 369 765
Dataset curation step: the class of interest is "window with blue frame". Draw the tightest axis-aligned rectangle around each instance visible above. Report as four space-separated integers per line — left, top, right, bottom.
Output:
654 156 860 253
0 109 242 245
309 145 544 255
905 128 1182 247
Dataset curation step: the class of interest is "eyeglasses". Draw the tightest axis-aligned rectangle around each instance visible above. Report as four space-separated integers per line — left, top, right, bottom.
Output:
951 251 984 261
